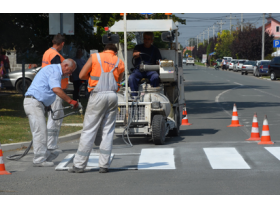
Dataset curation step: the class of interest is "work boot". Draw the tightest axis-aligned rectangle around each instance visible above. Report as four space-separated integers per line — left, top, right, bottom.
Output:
33 161 54 167
99 167 108 173
68 166 85 173
46 151 59 162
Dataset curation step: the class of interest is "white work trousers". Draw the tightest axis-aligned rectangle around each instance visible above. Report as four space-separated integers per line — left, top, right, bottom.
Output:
24 98 51 163
73 91 118 169
47 95 64 149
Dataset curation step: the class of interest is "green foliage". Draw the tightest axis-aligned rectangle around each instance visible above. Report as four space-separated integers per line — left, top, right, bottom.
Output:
214 30 235 58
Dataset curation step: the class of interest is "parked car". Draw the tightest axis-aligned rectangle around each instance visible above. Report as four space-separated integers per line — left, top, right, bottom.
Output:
254 60 271 77
0 67 41 93
186 57 195 66
268 56 280 80
241 61 257 75
182 58 186 64
229 59 237 70
0 66 73 93
234 59 248 72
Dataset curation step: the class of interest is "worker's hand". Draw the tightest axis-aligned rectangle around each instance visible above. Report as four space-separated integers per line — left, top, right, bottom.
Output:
69 100 79 109
133 51 140 58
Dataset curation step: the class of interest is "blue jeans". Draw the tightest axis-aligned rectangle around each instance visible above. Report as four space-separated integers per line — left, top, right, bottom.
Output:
128 69 159 96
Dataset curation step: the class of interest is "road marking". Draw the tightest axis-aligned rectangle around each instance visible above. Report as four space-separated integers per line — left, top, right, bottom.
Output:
254 89 280 100
265 147 280 161
241 95 262 97
234 82 243 86
138 148 175 169
203 148 250 169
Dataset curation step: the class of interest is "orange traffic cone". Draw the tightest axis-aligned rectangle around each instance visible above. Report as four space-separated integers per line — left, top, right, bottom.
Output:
181 109 192 126
182 106 187 115
0 142 11 175
258 115 274 145
247 113 261 141
227 103 243 127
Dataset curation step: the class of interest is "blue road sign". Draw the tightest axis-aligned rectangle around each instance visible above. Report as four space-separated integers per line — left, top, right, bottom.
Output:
273 40 280 48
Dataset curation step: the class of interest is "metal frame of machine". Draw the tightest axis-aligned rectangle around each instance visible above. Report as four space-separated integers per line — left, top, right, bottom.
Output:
109 18 185 145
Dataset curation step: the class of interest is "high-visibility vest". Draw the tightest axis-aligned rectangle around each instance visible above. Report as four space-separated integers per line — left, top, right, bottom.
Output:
42 48 68 89
87 51 122 92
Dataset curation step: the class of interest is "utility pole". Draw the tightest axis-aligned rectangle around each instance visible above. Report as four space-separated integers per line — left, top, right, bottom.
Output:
241 13 243 32
262 13 266 60
211 25 216 38
216 19 226 33
206 28 211 43
201 31 206 44
226 13 237 34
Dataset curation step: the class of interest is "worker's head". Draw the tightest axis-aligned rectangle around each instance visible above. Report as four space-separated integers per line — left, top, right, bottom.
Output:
52 33 65 51
104 44 118 54
61 59 77 76
143 32 154 48
76 48 83 59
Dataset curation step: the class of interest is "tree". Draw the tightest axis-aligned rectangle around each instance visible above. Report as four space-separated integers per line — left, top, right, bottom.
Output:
214 30 235 58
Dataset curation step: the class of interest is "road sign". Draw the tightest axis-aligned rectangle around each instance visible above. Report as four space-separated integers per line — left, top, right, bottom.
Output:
49 13 74 35
273 40 280 48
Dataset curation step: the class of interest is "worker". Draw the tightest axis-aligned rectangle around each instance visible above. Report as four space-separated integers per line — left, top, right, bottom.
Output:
42 33 68 152
68 44 124 173
128 32 162 98
222 58 227 70
24 59 77 167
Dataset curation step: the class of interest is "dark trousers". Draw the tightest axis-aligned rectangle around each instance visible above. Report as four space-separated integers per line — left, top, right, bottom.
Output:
73 80 81 101
128 69 159 96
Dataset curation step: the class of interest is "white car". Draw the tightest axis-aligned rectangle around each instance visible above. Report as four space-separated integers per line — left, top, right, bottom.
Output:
182 58 186 64
229 59 237 70
186 57 195 66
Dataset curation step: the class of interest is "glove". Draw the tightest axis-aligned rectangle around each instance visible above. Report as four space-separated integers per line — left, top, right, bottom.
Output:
69 100 79 109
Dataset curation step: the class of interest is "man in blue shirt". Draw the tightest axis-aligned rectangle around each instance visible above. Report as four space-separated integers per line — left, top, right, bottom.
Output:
128 32 162 97
24 59 78 167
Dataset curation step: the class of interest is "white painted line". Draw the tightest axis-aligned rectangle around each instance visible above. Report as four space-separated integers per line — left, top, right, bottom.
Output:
138 148 175 170
203 148 250 169
265 147 280 161
254 89 280 100
241 95 262 97
55 154 74 171
234 82 243 86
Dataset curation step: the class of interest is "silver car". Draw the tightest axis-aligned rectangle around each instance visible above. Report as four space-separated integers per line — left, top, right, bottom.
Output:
0 67 41 93
234 59 248 72
1 66 73 93
241 61 257 75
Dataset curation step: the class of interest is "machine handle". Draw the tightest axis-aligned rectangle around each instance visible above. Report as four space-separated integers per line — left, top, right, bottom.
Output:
139 64 160 71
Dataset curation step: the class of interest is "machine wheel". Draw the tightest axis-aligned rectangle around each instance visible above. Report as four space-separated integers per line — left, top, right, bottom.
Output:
270 71 276 80
16 79 31 94
152 115 166 145
169 108 180 136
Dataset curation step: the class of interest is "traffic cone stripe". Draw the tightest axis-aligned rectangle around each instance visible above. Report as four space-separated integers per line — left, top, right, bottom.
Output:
262 131 270 136
233 106 237 111
232 116 238 120
0 158 4 164
251 127 259 133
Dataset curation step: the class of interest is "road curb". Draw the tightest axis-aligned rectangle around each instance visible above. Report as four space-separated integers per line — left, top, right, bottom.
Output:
1 130 82 152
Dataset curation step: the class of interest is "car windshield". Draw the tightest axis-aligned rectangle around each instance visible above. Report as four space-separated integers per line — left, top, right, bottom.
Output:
239 61 246 64
232 61 236 64
244 61 255 65
188 58 194 60
217 59 222 62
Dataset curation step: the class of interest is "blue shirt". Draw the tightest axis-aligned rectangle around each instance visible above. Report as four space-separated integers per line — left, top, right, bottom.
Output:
25 64 62 106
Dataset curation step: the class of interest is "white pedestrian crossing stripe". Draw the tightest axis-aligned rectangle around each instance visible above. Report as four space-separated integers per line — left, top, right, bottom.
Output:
138 148 175 170
203 148 250 169
265 147 280 161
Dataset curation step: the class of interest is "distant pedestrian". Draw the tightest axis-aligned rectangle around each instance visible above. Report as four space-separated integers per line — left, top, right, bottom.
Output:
1 50 11 73
72 48 86 101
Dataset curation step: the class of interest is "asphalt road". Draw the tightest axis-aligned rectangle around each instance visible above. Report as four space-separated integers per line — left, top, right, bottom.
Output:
2 65 280 195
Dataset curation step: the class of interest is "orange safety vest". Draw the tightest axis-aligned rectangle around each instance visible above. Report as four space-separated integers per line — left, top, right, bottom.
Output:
87 51 124 92
42 48 68 89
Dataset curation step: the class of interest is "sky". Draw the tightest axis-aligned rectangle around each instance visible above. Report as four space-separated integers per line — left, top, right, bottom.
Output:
175 13 280 47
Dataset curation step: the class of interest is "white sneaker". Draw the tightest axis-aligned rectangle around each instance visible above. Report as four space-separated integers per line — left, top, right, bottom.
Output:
33 161 54 167
46 151 59 162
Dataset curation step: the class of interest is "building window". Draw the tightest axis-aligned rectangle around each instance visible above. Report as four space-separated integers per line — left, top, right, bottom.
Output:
277 26 280 32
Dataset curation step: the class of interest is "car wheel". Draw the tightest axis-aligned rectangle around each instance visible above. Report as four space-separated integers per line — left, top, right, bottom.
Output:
245 72 248 75
270 71 276 80
16 79 31 94
241 72 244 75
